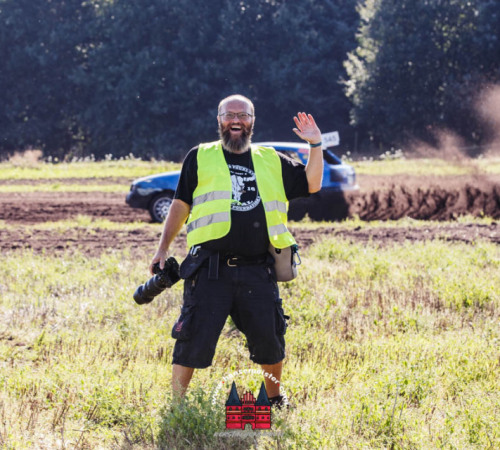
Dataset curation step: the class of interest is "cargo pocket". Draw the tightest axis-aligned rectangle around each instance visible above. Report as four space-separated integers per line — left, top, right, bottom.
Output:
171 273 200 340
171 305 195 340
275 298 290 336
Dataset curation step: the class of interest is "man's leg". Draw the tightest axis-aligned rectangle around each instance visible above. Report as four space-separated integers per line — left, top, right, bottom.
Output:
172 364 194 401
171 266 232 401
260 361 282 397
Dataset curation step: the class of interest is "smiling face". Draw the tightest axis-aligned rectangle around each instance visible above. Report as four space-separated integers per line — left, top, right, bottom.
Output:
218 97 255 153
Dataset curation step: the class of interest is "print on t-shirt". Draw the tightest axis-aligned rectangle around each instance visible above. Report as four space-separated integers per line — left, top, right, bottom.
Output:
229 164 261 212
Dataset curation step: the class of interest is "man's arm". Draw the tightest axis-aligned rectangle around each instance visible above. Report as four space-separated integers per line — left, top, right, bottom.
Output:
292 112 323 193
149 199 191 274
304 146 323 193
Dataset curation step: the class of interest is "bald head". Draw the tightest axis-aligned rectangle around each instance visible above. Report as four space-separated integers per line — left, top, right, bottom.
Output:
217 94 255 153
218 95 254 115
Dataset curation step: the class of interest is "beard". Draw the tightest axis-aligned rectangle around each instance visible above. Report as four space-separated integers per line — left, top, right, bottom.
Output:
219 123 254 153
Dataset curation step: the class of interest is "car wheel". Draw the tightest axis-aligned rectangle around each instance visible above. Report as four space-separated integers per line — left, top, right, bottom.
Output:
149 192 173 223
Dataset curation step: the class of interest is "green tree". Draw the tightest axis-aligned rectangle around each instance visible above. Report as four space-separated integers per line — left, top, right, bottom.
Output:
211 0 358 146
77 0 358 159
345 0 500 151
1 0 358 159
76 0 233 160
0 0 96 158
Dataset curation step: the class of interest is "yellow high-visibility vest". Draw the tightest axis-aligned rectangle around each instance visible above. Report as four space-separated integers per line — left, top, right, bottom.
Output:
186 141 296 249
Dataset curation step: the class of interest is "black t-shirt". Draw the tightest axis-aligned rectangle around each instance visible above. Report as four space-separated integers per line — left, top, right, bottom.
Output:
175 145 310 256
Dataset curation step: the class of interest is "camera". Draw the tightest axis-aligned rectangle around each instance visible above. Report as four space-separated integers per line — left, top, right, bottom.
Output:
133 257 181 305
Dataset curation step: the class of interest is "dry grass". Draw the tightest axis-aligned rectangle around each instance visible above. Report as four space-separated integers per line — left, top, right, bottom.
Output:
6 149 44 167
0 236 498 448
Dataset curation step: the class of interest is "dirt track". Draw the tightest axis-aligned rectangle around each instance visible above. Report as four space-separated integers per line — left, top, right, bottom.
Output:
349 174 500 221
0 174 499 255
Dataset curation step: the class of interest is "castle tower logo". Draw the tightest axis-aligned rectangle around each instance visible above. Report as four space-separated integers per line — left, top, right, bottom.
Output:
225 381 271 430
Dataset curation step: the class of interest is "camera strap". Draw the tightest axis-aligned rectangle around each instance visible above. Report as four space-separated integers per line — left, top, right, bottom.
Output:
208 252 219 280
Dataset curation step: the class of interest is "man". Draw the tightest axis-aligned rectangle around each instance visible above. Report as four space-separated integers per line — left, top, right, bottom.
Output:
150 94 323 405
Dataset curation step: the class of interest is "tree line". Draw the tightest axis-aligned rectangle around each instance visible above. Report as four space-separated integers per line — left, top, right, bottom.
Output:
0 0 498 161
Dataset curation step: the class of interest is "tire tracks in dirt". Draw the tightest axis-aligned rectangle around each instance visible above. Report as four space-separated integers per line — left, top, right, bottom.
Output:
0 174 498 256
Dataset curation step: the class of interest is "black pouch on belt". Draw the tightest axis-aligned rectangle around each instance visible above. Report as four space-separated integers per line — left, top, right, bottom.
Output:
179 246 214 280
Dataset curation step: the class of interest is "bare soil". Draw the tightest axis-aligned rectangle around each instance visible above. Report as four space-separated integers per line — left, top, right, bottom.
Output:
348 174 500 221
0 174 498 256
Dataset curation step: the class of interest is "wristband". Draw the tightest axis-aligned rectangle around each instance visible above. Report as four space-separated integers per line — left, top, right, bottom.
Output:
309 141 322 148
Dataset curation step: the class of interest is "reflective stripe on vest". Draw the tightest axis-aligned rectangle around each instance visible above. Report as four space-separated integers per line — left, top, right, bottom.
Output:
186 142 232 247
251 145 296 249
186 141 296 249
192 190 232 207
269 223 288 237
186 211 230 234
264 199 287 214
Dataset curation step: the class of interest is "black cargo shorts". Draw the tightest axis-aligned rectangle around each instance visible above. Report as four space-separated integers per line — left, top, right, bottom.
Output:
171 260 289 369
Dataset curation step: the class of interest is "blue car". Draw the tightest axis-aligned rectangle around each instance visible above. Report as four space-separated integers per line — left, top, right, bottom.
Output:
126 142 358 222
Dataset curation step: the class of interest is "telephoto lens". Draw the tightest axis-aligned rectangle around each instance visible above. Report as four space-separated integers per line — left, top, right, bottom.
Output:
133 257 180 305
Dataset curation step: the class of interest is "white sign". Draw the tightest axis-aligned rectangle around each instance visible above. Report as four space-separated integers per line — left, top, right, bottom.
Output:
321 131 340 148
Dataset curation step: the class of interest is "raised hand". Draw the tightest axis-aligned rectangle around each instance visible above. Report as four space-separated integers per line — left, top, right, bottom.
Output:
292 112 322 145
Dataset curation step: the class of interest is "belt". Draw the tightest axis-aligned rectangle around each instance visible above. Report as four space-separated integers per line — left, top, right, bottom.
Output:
199 251 269 280
221 253 269 267
201 252 268 268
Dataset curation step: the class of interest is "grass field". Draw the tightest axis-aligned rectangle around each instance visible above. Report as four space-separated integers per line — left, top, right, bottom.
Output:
0 185 129 193
0 156 499 448
2 152 500 181
0 232 498 448
0 158 179 181
351 156 500 176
